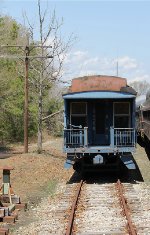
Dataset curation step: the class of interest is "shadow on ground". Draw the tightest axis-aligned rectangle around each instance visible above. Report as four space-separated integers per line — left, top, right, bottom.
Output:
145 145 150 160
137 137 150 161
67 161 144 184
67 171 82 184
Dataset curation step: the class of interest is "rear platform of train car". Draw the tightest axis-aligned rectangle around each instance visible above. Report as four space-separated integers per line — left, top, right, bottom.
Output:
63 75 137 172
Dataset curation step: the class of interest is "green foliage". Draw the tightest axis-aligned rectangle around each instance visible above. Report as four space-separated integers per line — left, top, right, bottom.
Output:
28 102 38 137
0 59 16 71
45 98 62 115
0 15 64 146
0 17 4 27
0 16 38 144
10 22 19 40
0 75 24 142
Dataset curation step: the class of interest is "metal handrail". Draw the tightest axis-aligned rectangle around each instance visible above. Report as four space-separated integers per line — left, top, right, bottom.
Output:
114 128 135 147
64 127 88 147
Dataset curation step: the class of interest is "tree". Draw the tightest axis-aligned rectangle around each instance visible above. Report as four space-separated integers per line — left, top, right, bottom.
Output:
0 16 25 143
0 3 74 150
25 0 74 153
0 16 38 144
129 80 150 96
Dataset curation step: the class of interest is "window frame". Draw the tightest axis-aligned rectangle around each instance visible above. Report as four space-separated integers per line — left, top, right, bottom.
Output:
70 102 87 116
70 102 87 126
113 102 131 128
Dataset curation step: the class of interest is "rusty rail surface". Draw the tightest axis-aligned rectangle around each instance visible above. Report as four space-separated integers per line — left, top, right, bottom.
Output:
65 180 83 235
116 179 137 235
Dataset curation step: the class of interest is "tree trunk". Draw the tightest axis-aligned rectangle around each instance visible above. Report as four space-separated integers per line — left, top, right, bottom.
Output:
37 85 42 153
37 1 44 154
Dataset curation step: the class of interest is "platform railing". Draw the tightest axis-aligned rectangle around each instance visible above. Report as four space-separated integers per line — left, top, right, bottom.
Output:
64 126 135 148
64 127 88 148
112 128 136 147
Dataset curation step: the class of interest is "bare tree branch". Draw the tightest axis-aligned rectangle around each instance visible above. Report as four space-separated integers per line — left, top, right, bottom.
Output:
24 0 75 152
42 109 63 121
22 11 34 41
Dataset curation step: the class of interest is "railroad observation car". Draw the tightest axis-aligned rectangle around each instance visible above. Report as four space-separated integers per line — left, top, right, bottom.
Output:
136 90 150 147
63 75 137 172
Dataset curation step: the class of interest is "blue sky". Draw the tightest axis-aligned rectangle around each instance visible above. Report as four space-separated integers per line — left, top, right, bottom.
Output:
1 0 150 83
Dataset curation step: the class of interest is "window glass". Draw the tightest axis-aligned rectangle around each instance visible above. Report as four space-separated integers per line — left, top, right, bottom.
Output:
71 116 87 127
71 103 86 115
114 103 129 115
114 116 129 128
70 102 87 127
114 102 130 128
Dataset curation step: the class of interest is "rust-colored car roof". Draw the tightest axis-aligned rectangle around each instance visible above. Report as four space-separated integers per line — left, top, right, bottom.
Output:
69 75 127 93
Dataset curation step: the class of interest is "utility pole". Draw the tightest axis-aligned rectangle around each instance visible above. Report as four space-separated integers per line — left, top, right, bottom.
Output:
0 44 52 153
116 61 119 77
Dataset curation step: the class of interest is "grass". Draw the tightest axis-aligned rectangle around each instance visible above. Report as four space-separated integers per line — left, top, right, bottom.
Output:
45 179 58 197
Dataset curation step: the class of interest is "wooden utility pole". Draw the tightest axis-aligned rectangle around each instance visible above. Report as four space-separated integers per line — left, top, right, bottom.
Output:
0 44 52 153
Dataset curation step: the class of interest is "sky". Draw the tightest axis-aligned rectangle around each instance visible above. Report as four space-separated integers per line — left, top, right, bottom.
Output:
1 0 150 84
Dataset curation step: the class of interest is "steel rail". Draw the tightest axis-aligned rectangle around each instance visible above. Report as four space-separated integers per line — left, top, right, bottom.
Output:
116 179 137 235
65 180 83 235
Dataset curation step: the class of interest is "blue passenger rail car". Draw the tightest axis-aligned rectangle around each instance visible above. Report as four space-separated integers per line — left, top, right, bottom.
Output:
63 75 137 172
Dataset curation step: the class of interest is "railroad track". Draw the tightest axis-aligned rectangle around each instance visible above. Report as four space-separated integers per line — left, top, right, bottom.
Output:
65 179 150 235
13 178 150 235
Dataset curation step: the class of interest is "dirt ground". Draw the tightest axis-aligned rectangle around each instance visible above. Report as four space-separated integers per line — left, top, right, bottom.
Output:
133 143 150 183
0 137 149 233
0 137 73 205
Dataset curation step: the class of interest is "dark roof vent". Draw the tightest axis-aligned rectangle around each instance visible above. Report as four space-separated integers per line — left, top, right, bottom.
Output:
120 86 137 95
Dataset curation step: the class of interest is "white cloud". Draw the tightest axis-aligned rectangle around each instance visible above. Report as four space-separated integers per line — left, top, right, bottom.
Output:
115 56 138 70
44 36 55 47
63 51 87 66
61 50 150 84
131 74 150 83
